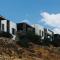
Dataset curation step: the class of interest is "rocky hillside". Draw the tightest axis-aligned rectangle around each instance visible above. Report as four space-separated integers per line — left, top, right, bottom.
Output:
0 37 60 60
0 37 21 60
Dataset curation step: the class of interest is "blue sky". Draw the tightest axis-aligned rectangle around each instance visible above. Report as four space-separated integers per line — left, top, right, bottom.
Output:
0 0 59 22
0 0 60 33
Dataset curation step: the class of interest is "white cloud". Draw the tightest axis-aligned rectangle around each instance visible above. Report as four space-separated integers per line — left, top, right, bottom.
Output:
21 19 30 24
40 12 60 34
53 28 60 34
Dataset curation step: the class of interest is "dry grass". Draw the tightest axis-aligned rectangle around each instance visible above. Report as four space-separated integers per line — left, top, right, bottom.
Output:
0 37 60 60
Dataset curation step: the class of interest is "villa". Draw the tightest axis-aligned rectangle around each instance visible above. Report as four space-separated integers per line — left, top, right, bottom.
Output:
32 24 54 40
0 16 17 40
0 16 54 40
17 22 35 34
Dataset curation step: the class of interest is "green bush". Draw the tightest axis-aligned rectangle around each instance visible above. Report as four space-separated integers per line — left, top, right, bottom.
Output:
42 38 52 46
0 31 13 38
26 31 41 44
52 34 60 47
16 31 41 48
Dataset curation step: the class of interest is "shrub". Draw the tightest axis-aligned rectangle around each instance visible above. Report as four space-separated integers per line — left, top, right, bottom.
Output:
0 31 13 38
16 32 29 48
26 31 41 45
42 38 52 46
52 34 60 47
16 31 41 48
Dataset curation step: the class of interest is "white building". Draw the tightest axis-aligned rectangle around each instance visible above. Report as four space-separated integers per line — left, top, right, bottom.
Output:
32 24 44 39
32 24 54 40
0 16 54 40
47 29 53 36
0 16 17 40
46 29 54 40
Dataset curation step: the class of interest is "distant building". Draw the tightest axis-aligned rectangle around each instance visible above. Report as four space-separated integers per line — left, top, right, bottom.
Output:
44 28 54 41
0 16 17 40
32 24 54 40
32 24 44 39
0 16 54 40
17 22 35 33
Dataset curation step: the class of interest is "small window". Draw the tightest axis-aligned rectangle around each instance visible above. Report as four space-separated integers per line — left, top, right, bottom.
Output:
2 24 4 31
33 28 35 32
12 28 15 35
23 29 26 32
39 30 41 36
42 31 44 36
0 21 1 31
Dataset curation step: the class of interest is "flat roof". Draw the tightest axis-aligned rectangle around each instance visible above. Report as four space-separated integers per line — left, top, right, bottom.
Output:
0 16 6 20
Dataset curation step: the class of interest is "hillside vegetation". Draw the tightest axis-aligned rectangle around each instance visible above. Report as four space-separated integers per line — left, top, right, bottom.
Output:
0 37 60 60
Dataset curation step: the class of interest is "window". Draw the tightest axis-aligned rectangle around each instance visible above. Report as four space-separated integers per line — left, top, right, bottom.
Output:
7 20 10 32
12 28 15 35
2 24 4 31
33 28 35 32
0 20 1 31
39 30 41 36
42 31 44 37
23 29 26 32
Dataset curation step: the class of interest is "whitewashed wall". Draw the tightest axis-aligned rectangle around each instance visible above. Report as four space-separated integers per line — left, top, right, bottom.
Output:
1 20 17 40
47 29 53 36
1 20 7 32
32 24 44 39
10 21 17 40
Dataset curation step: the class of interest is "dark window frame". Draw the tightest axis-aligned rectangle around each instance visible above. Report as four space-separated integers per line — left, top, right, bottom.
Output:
42 31 43 36
12 28 15 35
2 24 4 31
